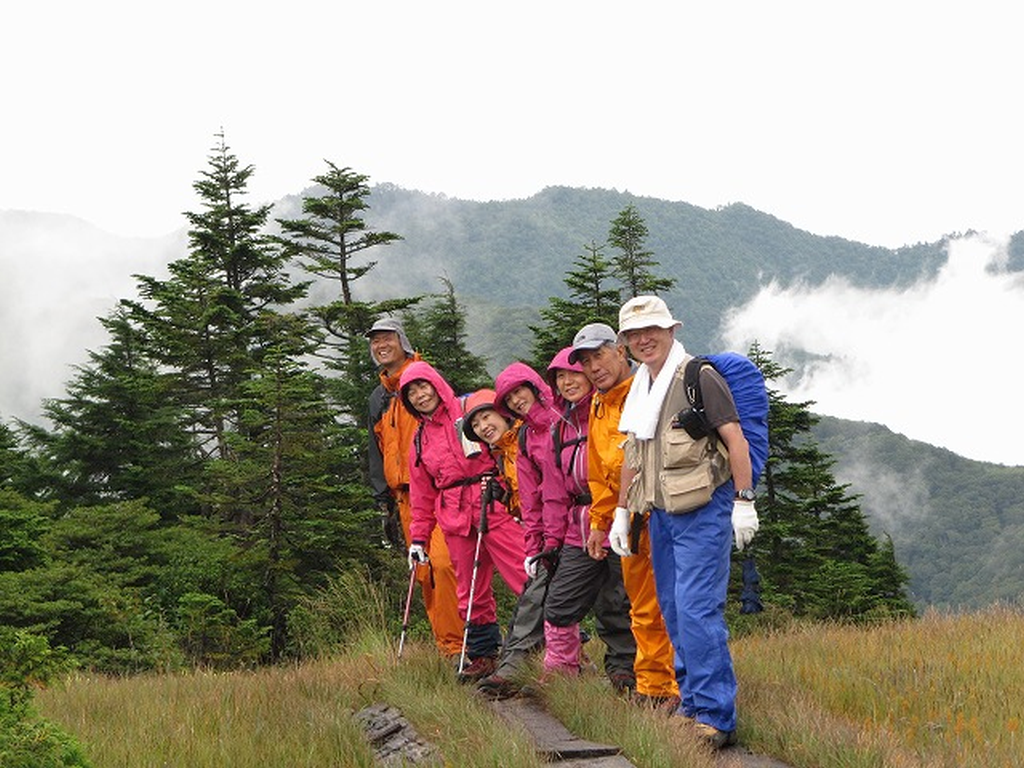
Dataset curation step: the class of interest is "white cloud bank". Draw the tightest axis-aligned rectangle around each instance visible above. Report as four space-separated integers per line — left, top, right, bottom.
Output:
722 234 1023 467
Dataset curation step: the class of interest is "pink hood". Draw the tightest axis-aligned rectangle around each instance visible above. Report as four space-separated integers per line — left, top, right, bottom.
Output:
493 362 555 429
399 360 460 422
545 346 589 410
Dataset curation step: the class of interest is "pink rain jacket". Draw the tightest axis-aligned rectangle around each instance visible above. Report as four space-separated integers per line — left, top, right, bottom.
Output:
400 361 502 544
543 347 594 550
493 362 559 557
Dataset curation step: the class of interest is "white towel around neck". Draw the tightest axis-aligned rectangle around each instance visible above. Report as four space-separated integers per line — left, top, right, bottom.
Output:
618 340 687 440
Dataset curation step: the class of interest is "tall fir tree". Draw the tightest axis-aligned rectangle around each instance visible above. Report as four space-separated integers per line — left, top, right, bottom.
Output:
126 132 307 463
276 161 412 423
607 204 676 297
740 343 915 620
529 240 621 369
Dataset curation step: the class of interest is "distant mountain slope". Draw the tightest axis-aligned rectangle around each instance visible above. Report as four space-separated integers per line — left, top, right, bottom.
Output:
272 184 951 367
813 415 1024 609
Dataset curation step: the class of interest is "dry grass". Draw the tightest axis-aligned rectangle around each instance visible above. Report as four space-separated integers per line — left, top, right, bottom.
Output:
733 605 1024 768
37 634 546 768
36 600 1024 767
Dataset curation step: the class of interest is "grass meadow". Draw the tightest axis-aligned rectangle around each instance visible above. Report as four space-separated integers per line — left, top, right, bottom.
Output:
35 581 1024 767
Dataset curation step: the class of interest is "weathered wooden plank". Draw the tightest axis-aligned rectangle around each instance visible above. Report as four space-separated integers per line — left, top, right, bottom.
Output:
488 697 628 762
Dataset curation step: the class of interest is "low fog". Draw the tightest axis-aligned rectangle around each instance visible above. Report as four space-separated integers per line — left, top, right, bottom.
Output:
0 212 181 425
722 233 1023 466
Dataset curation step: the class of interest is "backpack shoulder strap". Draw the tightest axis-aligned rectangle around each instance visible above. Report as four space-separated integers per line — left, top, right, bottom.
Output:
517 422 529 459
413 422 425 467
683 355 710 409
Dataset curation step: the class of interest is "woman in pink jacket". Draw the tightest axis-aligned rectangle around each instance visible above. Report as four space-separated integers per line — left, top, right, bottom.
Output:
540 348 636 683
493 361 560 566
400 361 527 681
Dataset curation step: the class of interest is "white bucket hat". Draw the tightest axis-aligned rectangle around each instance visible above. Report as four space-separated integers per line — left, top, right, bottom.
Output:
618 295 682 334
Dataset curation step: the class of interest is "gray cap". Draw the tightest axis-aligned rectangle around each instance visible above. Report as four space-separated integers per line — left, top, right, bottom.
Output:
365 317 415 361
568 322 619 363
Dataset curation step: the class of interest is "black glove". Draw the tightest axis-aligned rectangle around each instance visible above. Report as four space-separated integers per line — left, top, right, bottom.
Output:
378 497 404 550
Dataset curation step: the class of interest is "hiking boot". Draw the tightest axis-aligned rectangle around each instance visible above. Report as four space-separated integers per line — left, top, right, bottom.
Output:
632 692 682 715
693 721 738 750
578 647 598 675
608 671 636 696
458 656 497 683
476 674 520 700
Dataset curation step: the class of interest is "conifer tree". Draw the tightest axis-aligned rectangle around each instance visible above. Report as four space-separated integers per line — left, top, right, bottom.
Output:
528 240 621 369
741 343 914 620
19 308 199 518
404 276 491 395
0 420 30 492
607 204 676 297
204 312 373 659
126 132 307 463
276 161 412 422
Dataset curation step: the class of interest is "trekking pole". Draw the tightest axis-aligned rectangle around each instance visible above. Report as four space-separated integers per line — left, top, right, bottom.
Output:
397 562 419 659
458 475 493 674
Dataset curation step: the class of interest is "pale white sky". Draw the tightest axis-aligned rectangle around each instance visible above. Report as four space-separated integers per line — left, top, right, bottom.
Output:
4 1 1023 247
3 1 1023 466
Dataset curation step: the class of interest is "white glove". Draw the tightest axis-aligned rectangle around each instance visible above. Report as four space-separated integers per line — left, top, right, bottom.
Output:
524 556 538 579
407 544 429 569
731 501 759 551
609 506 632 557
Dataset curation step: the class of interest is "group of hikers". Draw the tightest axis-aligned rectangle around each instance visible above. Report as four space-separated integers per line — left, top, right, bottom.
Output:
367 295 763 751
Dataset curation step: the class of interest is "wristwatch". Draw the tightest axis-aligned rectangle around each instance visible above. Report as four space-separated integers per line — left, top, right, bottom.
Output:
734 488 756 502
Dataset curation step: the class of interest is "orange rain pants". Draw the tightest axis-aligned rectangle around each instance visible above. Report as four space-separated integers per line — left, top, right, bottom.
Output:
395 487 463 657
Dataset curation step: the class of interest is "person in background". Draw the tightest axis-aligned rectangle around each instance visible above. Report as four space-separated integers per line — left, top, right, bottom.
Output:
571 322 680 711
400 361 528 681
366 318 462 658
613 296 757 749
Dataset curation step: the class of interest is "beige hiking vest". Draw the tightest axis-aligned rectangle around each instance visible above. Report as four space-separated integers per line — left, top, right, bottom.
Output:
624 356 731 514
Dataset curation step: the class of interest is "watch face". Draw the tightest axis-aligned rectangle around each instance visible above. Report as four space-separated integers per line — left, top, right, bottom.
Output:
737 488 756 501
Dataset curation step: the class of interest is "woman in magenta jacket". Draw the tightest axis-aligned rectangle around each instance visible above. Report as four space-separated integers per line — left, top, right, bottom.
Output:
493 361 561 566
540 348 636 682
400 360 527 680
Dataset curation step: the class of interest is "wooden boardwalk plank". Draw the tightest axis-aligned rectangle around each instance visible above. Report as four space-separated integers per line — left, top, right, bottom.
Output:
488 698 634 764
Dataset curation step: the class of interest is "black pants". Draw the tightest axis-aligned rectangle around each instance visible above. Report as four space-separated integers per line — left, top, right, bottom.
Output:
492 564 550 677
544 545 636 678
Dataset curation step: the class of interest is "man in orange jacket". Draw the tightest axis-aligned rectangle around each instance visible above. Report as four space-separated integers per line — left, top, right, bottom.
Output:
572 322 680 709
366 318 462 657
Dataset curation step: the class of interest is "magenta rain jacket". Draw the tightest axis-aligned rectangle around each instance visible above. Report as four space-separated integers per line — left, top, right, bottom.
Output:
544 347 595 550
493 361 559 557
400 361 502 544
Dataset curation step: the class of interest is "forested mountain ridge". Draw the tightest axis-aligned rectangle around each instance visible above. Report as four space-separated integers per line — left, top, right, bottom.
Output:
279 184 954 365
814 415 1024 609
4 185 1023 616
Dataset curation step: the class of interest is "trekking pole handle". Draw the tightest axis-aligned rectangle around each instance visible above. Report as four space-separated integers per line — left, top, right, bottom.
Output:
526 547 561 566
479 473 496 534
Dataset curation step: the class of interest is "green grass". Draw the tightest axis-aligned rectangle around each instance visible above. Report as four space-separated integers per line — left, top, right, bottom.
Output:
35 590 1024 767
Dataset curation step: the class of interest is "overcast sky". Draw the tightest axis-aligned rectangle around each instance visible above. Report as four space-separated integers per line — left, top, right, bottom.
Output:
3 1 1023 465
5 1 1023 247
